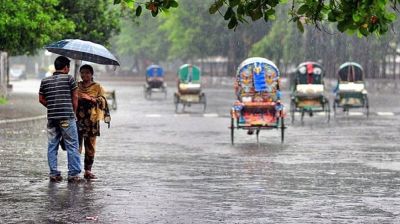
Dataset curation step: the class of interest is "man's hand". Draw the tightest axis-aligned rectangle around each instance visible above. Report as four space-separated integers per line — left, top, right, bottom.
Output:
39 94 47 107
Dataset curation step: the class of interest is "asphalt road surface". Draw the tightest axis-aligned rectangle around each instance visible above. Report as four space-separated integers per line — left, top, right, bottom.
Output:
1 78 400 223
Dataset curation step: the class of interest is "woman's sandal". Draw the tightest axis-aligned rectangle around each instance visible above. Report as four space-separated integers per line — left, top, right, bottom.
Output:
84 171 97 180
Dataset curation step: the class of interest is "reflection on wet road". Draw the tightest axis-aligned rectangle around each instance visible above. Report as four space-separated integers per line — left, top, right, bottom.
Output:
1 79 400 223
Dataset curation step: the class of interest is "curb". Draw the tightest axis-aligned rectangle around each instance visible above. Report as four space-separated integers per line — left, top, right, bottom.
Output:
0 115 46 125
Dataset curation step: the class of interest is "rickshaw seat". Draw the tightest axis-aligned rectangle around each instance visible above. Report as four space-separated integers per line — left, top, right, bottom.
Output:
179 83 201 94
338 83 365 92
296 84 324 95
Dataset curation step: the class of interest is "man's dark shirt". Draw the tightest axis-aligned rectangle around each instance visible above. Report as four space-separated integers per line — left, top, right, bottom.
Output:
39 72 77 119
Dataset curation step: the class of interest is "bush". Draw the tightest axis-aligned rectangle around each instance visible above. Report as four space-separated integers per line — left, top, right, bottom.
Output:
0 97 8 105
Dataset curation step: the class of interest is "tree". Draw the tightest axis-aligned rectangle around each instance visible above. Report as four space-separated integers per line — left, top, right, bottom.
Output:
114 0 271 76
157 0 267 75
113 14 170 73
0 0 120 56
117 0 399 37
159 0 230 61
56 0 121 78
0 0 74 56
57 0 120 47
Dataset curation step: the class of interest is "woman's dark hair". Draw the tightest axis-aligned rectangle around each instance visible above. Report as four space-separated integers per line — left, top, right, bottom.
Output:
80 64 94 75
54 56 70 70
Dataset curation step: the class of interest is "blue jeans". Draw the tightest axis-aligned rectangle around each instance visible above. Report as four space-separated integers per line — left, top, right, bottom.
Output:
47 118 81 177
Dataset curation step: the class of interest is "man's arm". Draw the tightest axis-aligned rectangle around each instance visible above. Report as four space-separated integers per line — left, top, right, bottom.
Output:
39 94 47 107
72 88 78 114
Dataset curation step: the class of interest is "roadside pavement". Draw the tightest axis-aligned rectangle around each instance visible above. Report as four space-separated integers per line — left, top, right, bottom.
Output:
0 80 46 124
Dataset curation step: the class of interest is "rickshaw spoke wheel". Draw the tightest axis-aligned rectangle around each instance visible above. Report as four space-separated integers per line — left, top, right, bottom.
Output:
280 117 285 143
325 99 330 122
290 100 296 124
174 94 180 112
201 94 207 112
256 129 260 144
364 95 369 118
112 100 117 110
230 118 235 145
333 101 337 117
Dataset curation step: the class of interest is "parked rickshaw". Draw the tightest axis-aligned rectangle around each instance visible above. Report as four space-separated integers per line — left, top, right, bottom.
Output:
105 90 117 110
333 62 369 117
290 61 330 123
230 57 285 144
143 65 167 99
174 64 206 112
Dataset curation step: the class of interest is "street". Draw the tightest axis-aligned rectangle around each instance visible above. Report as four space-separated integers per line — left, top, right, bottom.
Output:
1 78 400 223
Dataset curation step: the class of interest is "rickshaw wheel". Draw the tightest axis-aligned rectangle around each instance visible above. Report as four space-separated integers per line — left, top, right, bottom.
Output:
300 109 305 124
144 88 152 99
163 88 167 100
290 99 296 124
182 103 186 112
333 101 337 117
174 93 180 112
364 95 369 118
200 93 207 112
230 117 235 145
111 94 117 110
143 85 148 99
256 129 260 144
280 117 285 143
324 99 330 122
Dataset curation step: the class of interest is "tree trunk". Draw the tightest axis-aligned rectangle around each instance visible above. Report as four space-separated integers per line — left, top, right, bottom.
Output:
74 60 81 81
393 41 397 80
227 36 237 77
6 54 10 90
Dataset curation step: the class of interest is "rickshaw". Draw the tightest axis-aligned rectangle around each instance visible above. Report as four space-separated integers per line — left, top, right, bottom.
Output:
290 61 330 123
333 62 369 117
173 64 206 112
104 90 117 110
143 65 167 99
230 57 285 144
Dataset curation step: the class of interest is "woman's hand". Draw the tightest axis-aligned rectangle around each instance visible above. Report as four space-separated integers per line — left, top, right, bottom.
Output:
80 93 96 103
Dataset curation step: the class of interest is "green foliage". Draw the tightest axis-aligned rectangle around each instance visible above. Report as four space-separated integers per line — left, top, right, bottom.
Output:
57 0 120 47
113 14 169 62
159 0 231 61
116 0 399 36
117 0 179 18
0 0 120 56
0 0 74 56
0 97 8 105
250 19 287 62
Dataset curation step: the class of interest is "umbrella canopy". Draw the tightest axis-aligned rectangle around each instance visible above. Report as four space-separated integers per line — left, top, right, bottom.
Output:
45 39 120 66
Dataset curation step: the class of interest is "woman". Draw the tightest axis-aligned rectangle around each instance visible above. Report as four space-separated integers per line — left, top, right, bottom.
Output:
77 64 107 180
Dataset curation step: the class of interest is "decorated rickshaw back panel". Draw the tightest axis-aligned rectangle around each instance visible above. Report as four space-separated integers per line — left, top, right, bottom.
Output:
146 65 164 78
236 59 280 103
178 64 201 84
233 58 282 127
295 62 323 85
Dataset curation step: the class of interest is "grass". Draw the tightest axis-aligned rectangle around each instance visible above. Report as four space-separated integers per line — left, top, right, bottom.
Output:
0 97 8 105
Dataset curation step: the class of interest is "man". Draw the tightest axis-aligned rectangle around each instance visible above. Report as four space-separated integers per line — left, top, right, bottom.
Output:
39 56 83 183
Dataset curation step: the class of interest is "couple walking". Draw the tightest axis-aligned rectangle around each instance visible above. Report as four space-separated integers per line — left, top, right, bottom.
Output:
39 56 108 183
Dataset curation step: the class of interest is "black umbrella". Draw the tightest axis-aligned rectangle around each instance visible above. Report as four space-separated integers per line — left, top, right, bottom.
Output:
45 39 120 66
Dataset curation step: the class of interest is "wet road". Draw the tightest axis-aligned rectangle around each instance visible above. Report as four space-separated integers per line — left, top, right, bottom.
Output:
1 78 400 223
